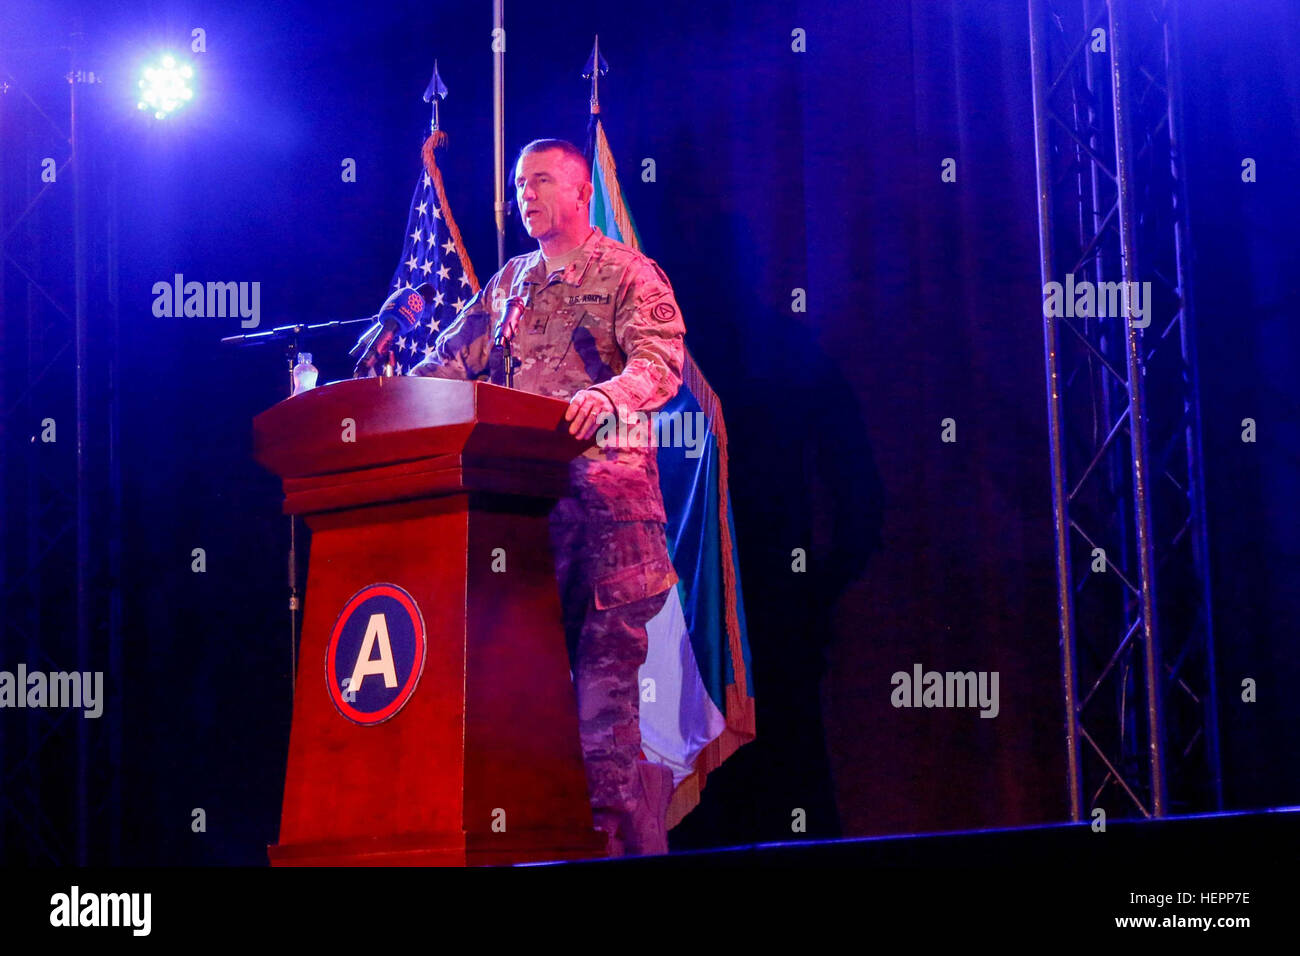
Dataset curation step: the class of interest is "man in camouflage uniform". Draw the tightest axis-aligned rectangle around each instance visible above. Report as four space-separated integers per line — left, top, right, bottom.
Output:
408 138 685 856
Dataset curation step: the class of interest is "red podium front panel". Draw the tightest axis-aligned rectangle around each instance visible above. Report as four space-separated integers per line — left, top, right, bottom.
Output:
254 378 606 866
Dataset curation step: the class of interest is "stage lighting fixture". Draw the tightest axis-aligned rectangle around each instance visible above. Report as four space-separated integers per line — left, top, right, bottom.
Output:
136 54 195 120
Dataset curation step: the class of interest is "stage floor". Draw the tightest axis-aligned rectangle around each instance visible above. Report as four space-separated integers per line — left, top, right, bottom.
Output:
537 805 1300 869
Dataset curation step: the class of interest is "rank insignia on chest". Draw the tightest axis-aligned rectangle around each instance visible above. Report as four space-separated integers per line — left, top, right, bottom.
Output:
566 292 612 306
528 311 553 334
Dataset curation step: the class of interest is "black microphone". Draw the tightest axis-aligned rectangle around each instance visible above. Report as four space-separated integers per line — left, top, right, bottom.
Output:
351 283 434 376
493 295 528 348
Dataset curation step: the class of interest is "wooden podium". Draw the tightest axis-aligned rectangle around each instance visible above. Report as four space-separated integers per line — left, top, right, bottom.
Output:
253 377 608 866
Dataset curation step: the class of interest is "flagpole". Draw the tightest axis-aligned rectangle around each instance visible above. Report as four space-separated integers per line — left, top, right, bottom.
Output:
493 0 505 269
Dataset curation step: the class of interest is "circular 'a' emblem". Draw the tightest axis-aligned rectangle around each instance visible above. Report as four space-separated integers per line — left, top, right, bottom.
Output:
325 584 426 725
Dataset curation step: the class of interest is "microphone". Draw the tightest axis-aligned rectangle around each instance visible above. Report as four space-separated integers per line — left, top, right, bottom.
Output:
493 295 528 348
492 293 530 390
351 283 434 376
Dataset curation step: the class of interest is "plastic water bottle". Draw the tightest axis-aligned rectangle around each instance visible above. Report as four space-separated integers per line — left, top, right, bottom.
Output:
291 352 318 396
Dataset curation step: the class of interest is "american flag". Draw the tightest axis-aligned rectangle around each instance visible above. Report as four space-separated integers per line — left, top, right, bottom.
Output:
388 167 478 374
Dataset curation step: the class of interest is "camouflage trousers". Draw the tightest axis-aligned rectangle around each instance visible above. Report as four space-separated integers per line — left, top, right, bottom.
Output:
548 499 677 857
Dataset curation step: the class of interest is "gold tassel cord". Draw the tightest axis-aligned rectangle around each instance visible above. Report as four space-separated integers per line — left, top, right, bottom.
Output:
422 130 481 294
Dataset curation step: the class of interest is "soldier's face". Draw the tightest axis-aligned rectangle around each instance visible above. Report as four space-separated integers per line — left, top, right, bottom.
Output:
516 150 587 241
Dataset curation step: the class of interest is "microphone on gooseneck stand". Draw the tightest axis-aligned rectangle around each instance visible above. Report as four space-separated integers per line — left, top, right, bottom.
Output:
493 294 528 389
493 295 527 348
351 283 435 377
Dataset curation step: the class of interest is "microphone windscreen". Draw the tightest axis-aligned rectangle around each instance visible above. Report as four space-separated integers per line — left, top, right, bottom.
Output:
376 286 427 334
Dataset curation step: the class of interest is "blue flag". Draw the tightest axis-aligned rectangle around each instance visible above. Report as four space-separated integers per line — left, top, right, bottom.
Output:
587 114 756 829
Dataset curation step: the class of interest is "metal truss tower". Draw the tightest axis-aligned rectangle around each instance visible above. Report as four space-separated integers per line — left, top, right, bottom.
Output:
1029 0 1222 821
0 33 123 865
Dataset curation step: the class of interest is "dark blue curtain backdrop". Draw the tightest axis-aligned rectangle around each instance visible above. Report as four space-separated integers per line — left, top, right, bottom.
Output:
1 0 1295 863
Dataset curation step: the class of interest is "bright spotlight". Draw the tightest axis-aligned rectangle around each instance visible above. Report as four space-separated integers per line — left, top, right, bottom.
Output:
136 54 195 120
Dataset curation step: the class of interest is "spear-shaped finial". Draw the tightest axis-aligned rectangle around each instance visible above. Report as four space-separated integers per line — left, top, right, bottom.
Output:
583 35 609 115
422 60 451 161
423 59 448 133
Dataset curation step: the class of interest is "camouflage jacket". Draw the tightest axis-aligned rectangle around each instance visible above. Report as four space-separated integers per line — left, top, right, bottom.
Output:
408 226 686 522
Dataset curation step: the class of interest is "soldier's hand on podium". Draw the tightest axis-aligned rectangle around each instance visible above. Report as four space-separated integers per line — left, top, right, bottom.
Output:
565 388 614 441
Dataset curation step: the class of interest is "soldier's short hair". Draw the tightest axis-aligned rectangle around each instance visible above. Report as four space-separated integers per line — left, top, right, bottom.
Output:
516 138 590 183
